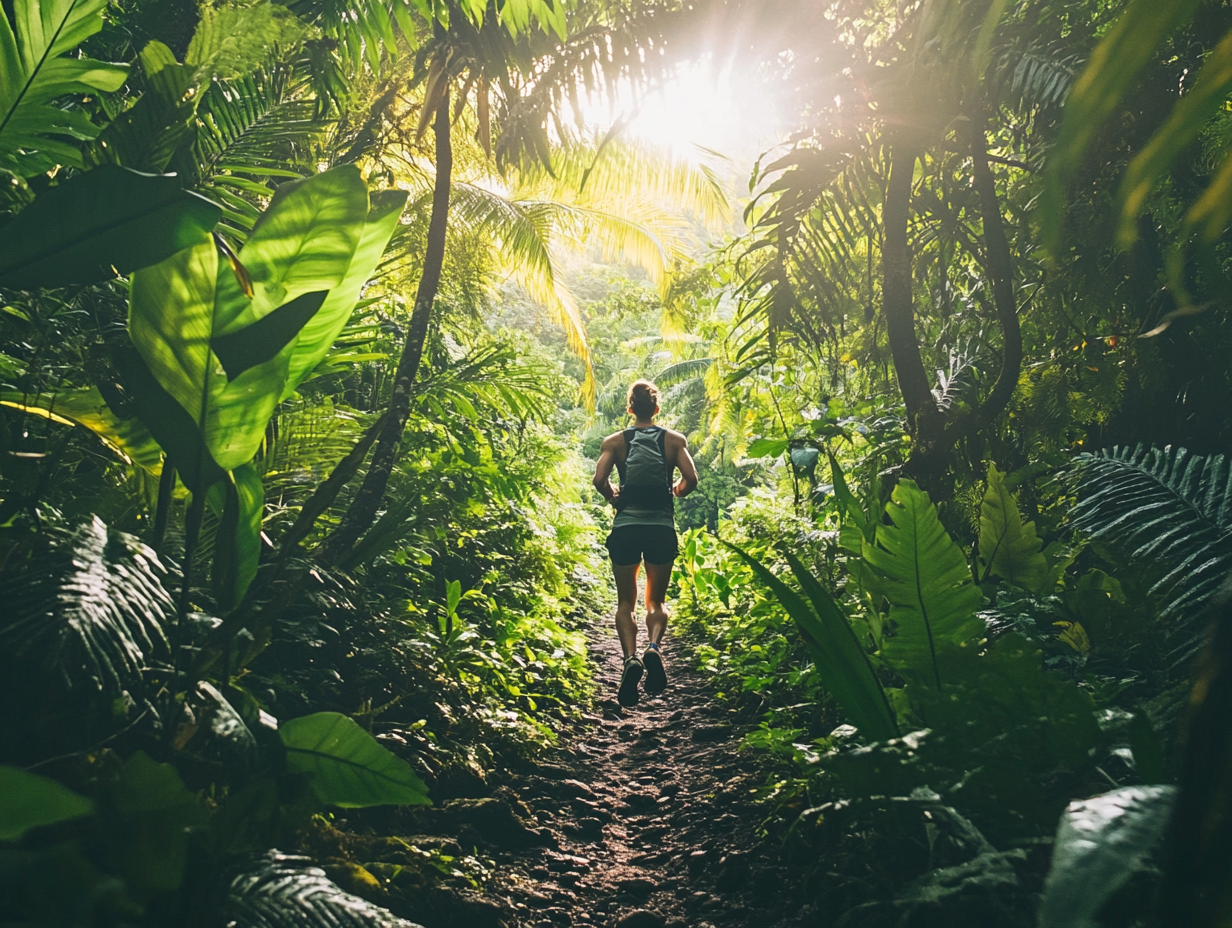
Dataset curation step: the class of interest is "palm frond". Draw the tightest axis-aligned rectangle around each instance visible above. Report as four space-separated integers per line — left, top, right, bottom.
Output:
518 135 731 231
1005 44 1079 113
0 517 175 695
173 68 327 236
224 851 422 928
1067 445 1232 661
932 348 978 411
444 184 596 405
653 357 714 389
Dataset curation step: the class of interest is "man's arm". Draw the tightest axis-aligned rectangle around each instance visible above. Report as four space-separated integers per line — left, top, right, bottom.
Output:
592 436 620 507
673 436 699 498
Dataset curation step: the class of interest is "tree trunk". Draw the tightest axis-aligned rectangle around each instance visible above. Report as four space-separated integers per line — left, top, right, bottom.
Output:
961 123 1023 435
322 86 453 564
882 147 944 463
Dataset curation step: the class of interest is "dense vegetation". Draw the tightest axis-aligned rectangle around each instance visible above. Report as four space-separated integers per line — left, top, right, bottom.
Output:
1 0 1230 925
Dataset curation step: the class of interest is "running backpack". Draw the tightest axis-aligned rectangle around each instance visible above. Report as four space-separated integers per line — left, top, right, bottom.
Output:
616 426 673 512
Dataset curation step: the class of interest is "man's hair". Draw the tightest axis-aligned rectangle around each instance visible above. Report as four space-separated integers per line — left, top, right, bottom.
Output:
627 379 659 419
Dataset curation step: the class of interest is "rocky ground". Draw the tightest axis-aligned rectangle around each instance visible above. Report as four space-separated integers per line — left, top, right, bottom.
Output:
309 617 828 928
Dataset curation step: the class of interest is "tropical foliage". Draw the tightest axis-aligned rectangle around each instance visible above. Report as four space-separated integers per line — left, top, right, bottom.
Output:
2 0 1231 924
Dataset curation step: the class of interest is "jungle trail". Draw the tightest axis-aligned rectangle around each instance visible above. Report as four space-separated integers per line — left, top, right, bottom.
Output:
1 0 1231 926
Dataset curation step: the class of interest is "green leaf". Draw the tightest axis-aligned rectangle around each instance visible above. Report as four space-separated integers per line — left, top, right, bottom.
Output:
446 579 462 617
1041 0 1202 254
225 851 422 928
281 189 407 399
109 750 205 894
0 386 164 474
723 541 898 742
0 166 221 289
88 42 197 173
127 167 369 473
863 479 983 690
979 462 1049 593
212 290 328 381
1066 445 1232 662
111 343 227 494
828 449 874 543
214 164 368 328
0 766 93 840
210 463 264 609
0 0 129 174
280 712 431 808
1119 28 1232 243
0 517 174 695
1038 786 1176 928
746 437 789 459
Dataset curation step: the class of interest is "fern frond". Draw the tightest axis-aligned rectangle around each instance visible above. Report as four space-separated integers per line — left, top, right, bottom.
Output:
1067 445 1232 658
224 851 422 928
0 518 174 695
863 480 984 689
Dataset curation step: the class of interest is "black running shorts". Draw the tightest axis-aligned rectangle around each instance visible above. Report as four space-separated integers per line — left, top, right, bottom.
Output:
605 524 678 566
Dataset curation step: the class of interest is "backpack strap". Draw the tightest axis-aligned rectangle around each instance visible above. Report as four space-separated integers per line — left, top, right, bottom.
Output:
654 427 670 485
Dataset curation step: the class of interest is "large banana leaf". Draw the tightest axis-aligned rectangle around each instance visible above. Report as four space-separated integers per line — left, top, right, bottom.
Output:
0 166 221 289
863 479 984 690
0 0 129 174
281 189 407 399
214 164 368 327
978 462 1049 593
128 166 369 473
724 540 899 741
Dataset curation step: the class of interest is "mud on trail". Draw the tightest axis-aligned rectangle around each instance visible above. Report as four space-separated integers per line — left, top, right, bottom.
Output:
307 617 823 928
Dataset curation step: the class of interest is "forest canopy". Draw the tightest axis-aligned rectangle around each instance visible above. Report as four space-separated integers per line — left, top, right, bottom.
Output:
1 0 1230 925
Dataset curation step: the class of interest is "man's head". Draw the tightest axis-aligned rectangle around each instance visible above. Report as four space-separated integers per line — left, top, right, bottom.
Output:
627 379 660 420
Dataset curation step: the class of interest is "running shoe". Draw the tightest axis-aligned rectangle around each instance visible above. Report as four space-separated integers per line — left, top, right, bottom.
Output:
618 655 644 707
643 646 667 695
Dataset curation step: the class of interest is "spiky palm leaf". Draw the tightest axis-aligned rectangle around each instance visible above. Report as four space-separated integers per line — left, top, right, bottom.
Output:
224 851 424 928
652 357 714 389
172 68 326 236
0 517 174 695
1067 445 1232 660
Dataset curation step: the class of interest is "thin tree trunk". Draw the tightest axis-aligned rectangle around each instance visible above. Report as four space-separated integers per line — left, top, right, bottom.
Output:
882 147 942 447
961 123 1023 435
322 87 453 564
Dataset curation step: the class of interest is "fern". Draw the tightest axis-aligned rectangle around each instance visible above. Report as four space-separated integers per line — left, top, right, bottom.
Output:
224 851 423 928
863 480 984 690
1067 445 1232 659
0 517 174 695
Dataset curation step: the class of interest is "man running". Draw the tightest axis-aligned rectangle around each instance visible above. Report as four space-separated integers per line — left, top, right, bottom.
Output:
592 379 698 707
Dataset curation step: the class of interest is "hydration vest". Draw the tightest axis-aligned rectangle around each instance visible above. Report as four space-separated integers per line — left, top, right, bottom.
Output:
615 426 673 513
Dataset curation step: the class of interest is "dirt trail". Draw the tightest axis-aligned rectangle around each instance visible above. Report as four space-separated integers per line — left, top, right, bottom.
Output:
331 613 821 928
483 619 815 928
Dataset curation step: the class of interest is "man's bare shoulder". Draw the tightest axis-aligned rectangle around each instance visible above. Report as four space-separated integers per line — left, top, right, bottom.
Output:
599 431 626 452
662 427 688 443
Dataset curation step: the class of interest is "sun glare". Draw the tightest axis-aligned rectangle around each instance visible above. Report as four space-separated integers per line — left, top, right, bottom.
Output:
576 60 785 164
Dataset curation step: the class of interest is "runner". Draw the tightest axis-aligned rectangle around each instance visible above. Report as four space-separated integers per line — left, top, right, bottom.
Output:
592 379 698 707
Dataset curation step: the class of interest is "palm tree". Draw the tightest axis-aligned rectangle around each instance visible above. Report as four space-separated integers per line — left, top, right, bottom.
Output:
322 12 731 561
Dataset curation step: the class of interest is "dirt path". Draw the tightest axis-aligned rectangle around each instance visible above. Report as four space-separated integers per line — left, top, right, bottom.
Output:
484 620 813 928
326 616 819 928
